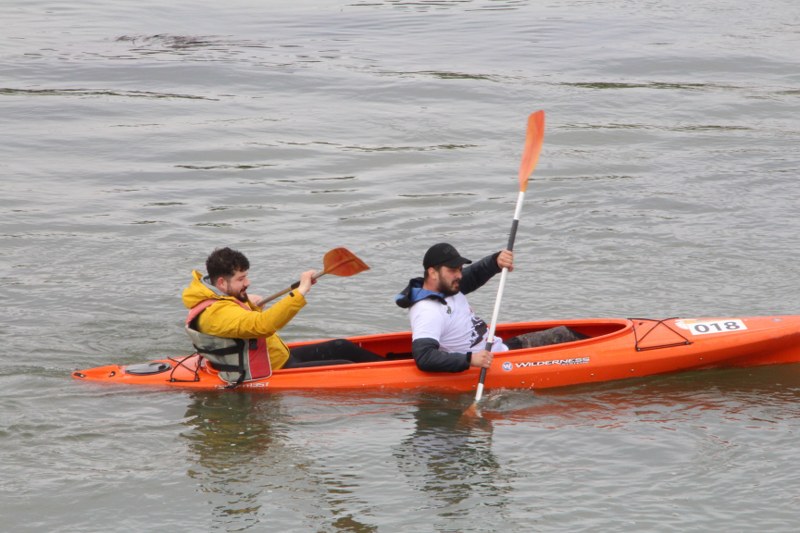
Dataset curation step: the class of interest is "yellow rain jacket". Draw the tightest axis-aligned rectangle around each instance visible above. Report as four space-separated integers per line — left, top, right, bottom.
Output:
181 269 306 370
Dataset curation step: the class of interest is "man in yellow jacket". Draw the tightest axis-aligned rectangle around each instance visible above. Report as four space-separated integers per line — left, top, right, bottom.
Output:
182 247 382 384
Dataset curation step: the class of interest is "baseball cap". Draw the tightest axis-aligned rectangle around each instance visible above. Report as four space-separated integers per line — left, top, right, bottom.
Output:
423 243 472 269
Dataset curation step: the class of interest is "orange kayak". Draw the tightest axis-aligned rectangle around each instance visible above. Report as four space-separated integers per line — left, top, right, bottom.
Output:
72 316 800 393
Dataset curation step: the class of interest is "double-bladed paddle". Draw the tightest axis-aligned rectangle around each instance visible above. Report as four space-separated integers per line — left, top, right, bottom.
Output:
255 247 369 307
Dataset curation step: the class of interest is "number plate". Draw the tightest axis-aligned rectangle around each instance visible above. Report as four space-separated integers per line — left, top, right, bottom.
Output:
676 319 748 335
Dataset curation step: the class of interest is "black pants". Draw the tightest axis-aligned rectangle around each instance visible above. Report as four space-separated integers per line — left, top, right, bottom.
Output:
505 326 587 350
284 339 385 368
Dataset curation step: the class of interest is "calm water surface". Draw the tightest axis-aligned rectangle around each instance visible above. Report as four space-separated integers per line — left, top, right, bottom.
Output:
2 0 800 531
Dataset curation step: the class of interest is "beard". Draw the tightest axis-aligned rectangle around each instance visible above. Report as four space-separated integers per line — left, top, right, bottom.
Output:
223 279 249 302
437 279 460 297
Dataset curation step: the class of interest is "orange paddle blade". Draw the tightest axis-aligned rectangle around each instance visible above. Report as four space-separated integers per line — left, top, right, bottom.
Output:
518 110 545 193
462 402 481 419
321 247 370 277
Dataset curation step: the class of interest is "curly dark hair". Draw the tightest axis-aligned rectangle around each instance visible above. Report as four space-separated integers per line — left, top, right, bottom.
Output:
206 247 250 283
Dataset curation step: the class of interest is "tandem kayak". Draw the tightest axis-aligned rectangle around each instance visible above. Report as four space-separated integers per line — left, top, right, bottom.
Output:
72 316 800 393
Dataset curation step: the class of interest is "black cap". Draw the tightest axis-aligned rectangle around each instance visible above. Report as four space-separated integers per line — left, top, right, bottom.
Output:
423 243 472 269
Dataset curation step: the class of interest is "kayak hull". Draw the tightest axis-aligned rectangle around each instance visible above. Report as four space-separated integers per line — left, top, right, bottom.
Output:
72 316 800 393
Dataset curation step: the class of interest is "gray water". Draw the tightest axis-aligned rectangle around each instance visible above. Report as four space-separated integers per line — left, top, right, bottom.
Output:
2 0 800 531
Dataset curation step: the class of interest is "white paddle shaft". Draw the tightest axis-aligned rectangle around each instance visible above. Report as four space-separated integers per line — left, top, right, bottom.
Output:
474 190 526 402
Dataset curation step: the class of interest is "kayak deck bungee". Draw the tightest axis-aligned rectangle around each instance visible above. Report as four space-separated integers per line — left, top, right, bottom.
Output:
72 316 800 392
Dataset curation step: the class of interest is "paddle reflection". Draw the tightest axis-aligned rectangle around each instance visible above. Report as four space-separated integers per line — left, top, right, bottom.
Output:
392 395 512 516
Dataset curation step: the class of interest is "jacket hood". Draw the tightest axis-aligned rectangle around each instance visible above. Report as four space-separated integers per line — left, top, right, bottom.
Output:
182 270 230 309
394 277 447 309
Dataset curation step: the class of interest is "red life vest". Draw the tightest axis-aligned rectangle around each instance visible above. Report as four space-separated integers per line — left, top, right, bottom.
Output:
185 299 272 385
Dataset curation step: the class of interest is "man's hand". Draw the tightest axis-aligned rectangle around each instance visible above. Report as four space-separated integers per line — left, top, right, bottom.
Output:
497 249 514 272
247 293 264 305
297 270 317 296
469 349 493 369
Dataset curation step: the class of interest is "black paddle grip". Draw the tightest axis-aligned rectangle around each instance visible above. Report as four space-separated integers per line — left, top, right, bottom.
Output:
506 218 520 251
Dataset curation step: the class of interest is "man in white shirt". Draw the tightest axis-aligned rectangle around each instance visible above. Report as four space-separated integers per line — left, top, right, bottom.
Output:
395 242 585 372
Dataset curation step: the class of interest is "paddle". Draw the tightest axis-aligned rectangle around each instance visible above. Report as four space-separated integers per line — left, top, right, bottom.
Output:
470 110 545 408
255 247 370 307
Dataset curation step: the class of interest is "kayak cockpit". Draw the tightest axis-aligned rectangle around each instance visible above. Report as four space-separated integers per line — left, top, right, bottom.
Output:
337 318 632 359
